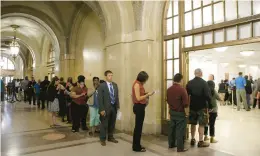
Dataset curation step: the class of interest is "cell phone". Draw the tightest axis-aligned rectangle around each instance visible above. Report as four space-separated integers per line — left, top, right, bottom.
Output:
154 90 159 94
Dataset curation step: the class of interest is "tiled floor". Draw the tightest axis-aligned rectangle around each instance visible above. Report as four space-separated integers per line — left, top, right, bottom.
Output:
1 101 260 156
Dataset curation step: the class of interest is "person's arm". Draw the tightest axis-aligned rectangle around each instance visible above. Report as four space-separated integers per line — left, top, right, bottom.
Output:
134 83 149 101
215 90 221 101
70 88 84 98
87 89 95 98
98 84 106 116
182 89 189 117
115 84 120 109
204 82 212 109
243 78 247 87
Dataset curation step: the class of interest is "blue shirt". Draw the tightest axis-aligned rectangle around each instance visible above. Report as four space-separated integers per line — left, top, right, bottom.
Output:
93 90 99 108
34 83 41 95
235 76 246 89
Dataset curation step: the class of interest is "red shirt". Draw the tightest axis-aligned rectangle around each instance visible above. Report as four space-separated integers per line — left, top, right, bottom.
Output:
167 83 189 112
71 86 87 105
132 80 146 104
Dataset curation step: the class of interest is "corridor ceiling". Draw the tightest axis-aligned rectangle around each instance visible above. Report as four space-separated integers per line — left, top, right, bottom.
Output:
189 42 260 65
1 1 93 68
1 17 46 46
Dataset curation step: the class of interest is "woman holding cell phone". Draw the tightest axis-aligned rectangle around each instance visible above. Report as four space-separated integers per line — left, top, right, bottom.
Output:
70 75 88 133
132 71 155 152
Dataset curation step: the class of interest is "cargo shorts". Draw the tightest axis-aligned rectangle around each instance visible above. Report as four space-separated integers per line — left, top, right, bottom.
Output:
189 109 208 126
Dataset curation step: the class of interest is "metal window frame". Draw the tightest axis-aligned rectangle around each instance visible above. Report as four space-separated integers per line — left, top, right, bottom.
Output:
162 0 260 122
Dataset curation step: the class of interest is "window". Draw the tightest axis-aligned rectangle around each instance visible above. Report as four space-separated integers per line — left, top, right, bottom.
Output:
166 1 179 35
163 0 258 122
48 44 55 62
225 0 237 21
0 57 15 70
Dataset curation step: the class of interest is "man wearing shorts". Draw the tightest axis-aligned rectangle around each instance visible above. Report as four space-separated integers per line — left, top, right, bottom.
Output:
186 68 212 147
88 77 101 137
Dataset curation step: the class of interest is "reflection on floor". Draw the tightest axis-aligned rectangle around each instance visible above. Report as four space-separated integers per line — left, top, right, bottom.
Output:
1 101 260 156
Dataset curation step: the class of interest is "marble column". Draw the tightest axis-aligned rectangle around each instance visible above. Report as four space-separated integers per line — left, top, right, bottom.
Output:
105 39 162 134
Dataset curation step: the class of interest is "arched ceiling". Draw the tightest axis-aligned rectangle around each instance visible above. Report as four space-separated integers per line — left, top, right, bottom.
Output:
1 17 46 46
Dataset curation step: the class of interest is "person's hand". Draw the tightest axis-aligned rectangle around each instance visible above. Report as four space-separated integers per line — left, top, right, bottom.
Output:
147 91 155 96
61 85 65 90
56 84 61 89
100 111 106 116
81 92 86 96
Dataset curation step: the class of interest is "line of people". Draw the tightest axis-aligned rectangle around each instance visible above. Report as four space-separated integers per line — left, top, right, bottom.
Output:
165 69 260 152
43 70 120 145
2 69 260 153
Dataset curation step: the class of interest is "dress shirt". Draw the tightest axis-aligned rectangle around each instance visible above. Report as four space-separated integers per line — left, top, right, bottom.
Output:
235 76 246 89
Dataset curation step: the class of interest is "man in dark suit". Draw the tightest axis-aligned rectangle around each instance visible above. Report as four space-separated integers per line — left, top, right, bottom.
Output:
98 70 120 146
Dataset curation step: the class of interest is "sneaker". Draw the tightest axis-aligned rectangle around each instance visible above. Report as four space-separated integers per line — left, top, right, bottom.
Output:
100 141 106 146
204 136 209 141
197 141 210 148
210 137 218 143
177 148 188 152
190 138 196 146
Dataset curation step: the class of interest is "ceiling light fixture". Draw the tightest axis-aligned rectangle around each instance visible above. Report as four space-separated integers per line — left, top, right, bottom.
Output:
214 47 228 52
220 63 229 67
250 65 258 69
9 25 20 60
238 64 246 68
240 50 254 57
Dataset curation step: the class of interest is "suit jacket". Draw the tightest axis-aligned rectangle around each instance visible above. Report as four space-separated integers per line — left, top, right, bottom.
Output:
98 82 120 113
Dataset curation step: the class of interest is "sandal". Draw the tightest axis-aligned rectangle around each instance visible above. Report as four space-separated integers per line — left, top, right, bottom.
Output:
133 148 146 152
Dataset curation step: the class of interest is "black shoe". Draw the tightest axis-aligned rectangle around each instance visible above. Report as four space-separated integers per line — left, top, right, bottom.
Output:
108 138 118 143
191 138 196 146
133 148 146 152
177 148 188 152
100 141 106 146
169 145 177 149
71 129 79 133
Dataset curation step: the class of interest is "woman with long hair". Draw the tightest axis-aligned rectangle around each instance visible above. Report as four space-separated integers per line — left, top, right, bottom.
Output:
65 77 74 123
47 76 65 127
204 80 221 143
132 71 155 152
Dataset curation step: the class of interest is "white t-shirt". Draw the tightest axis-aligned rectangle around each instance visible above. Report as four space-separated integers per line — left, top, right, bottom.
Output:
15 81 20 87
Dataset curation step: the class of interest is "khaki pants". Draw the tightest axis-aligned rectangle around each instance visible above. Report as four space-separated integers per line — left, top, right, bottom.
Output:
219 93 225 105
236 89 248 110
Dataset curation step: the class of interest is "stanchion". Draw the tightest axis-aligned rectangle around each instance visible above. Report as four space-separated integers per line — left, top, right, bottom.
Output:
232 89 234 108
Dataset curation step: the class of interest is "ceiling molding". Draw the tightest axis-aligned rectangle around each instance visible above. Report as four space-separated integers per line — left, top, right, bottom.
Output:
1 5 63 56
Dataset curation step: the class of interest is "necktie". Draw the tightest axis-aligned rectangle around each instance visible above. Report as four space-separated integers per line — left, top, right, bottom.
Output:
109 83 115 104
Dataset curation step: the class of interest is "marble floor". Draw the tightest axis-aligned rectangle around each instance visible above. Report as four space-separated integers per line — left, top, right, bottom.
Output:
1 101 260 156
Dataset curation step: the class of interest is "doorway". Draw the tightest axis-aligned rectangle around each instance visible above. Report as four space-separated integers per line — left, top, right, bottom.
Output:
188 42 260 83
